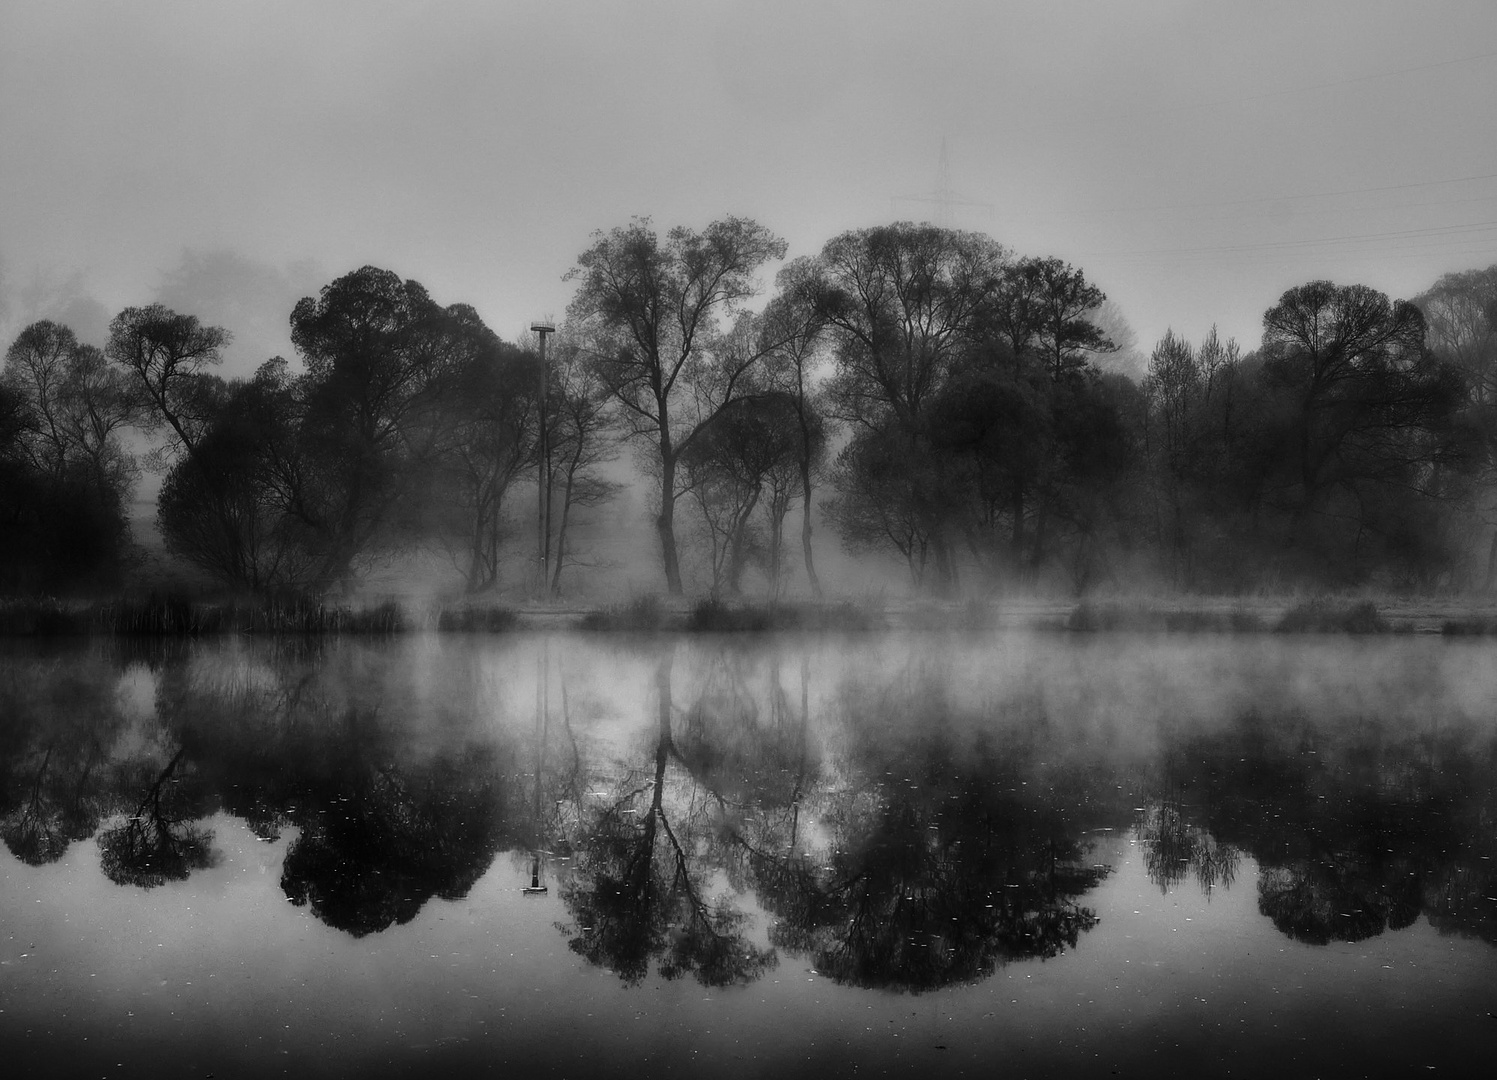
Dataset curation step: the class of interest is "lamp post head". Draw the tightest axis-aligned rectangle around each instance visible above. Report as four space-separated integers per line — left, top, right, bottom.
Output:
530 322 556 335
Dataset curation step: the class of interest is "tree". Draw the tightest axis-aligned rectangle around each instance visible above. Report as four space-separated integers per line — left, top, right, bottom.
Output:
428 338 541 593
566 217 789 594
1025 256 1116 380
812 223 1010 591
1144 329 1208 584
1 321 139 592
4 320 139 498
105 304 228 464
1259 281 1469 581
759 258 832 597
1262 281 1430 503
985 255 1115 381
680 392 804 596
823 426 940 588
1414 266 1497 584
927 352 1050 585
288 267 498 591
156 358 317 593
540 335 622 595
1415 266 1497 404
815 223 1007 431
976 258 1117 583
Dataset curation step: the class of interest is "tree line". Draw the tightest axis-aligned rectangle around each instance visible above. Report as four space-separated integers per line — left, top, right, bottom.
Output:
5 219 1497 598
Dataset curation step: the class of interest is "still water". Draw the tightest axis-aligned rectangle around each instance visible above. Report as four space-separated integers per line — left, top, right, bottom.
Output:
2 631 1496 1078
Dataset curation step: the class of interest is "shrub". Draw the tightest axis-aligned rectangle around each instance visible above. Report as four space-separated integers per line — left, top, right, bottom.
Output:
437 606 519 632
579 595 668 632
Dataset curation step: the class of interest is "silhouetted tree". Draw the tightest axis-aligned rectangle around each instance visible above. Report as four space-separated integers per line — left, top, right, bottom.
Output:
288 267 508 590
541 336 622 595
105 303 228 465
156 358 317 592
681 392 804 596
926 347 1049 586
760 258 833 597
1020 256 1116 381
1414 266 1497 585
565 217 788 594
427 337 540 593
812 223 1006 590
1 322 138 592
1259 281 1470 582
823 426 940 587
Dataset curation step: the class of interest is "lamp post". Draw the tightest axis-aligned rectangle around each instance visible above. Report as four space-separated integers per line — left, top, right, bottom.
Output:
531 321 555 594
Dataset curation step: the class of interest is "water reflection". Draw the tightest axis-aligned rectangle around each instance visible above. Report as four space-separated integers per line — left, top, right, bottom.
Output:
96 745 216 887
558 654 777 986
3 635 1497 997
0 647 120 864
717 660 1122 990
1139 708 1497 946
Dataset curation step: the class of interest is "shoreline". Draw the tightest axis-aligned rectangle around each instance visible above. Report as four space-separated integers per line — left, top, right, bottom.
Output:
7 593 1497 637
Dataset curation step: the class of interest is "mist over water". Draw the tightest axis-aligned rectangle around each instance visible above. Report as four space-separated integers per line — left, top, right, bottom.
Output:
2 630 1495 1077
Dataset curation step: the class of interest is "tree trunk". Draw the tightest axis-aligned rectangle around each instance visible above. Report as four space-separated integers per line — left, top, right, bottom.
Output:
726 488 762 595
1011 484 1025 582
657 452 683 595
1029 497 1050 585
799 456 821 600
549 465 578 596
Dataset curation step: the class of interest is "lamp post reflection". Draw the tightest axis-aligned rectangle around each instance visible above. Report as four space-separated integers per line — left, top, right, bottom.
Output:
524 639 551 895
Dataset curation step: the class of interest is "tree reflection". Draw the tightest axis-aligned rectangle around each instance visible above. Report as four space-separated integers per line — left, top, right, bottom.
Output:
559 653 777 986
8 637 1497 964
1 650 124 864
279 732 512 936
1138 776 1239 897
710 657 1121 992
151 653 521 938
97 746 216 888
1151 710 1497 947
738 755 1114 990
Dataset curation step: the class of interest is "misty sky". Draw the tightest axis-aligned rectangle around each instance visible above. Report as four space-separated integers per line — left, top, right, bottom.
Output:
4 0 1497 377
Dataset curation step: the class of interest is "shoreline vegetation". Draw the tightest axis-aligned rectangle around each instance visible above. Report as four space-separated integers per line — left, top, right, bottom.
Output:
8 592 1497 638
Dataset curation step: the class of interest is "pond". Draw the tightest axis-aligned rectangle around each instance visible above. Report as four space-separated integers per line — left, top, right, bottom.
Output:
2 631 1496 1078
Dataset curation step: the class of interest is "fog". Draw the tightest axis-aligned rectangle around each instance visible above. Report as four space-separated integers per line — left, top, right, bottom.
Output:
4 1 1497 355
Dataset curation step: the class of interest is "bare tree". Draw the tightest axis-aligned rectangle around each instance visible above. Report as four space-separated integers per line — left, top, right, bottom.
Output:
565 217 788 594
759 258 831 598
105 304 228 466
3 320 139 501
544 336 622 594
812 223 1008 591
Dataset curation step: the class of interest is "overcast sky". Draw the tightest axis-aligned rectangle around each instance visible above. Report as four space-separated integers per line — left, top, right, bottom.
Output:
4 0 1497 377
